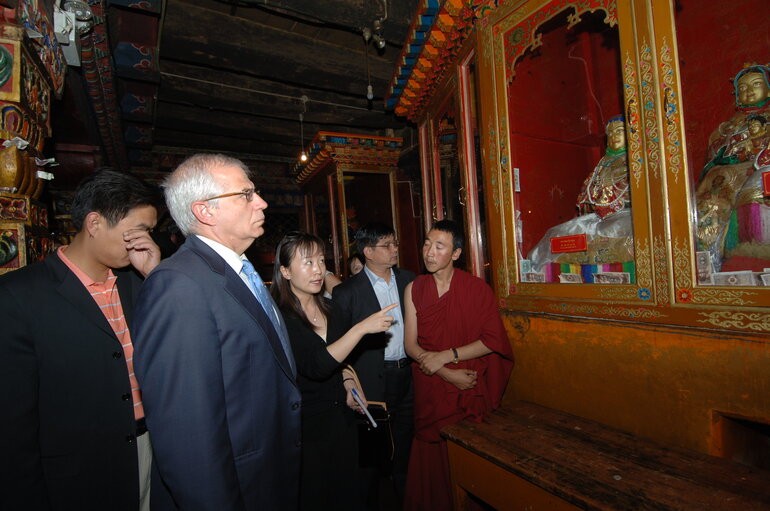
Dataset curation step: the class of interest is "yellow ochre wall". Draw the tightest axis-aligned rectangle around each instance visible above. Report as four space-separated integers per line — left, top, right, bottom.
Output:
499 313 770 456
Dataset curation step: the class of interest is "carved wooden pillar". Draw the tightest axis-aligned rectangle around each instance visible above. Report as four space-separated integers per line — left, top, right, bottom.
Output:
0 2 64 272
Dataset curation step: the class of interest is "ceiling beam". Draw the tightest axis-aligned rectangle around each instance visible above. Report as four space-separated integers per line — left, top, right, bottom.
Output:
157 60 404 124
154 102 397 147
236 0 416 44
162 1 398 96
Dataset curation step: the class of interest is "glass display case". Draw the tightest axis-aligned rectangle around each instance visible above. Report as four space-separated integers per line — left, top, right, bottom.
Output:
660 0 770 313
466 0 770 331
478 0 655 305
505 8 633 286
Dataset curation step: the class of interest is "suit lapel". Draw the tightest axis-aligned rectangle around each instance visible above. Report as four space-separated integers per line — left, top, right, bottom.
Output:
359 267 409 315
356 271 383 313
47 254 117 340
187 237 297 385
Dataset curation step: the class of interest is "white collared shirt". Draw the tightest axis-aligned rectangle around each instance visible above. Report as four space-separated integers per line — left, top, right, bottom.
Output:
195 236 279 317
195 235 252 289
363 265 406 361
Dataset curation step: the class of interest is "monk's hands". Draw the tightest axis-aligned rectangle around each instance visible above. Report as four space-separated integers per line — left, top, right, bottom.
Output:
439 368 477 390
124 228 160 277
358 303 399 334
417 349 455 375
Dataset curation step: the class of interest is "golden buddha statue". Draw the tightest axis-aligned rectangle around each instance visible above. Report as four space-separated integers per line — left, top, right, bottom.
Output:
576 117 629 218
705 65 770 169
696 64 770 270
527 116 634 273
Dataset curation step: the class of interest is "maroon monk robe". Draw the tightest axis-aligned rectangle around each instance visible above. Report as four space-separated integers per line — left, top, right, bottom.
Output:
404 269 513 511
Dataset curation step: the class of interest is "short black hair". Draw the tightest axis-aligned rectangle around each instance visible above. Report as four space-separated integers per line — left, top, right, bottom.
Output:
270 231 331 330
431 219 464 252
347 252 364 268
70 169 159 231
355 222 395 256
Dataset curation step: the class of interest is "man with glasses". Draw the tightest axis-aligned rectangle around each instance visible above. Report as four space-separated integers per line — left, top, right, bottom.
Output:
132 153 301 510
329 222 415 508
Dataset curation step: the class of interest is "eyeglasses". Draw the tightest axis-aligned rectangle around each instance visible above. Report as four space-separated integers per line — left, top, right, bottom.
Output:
373 240 399 249
202 188 258 202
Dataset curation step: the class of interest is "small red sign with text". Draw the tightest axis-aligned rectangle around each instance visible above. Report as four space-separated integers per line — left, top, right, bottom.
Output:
550 234 588 254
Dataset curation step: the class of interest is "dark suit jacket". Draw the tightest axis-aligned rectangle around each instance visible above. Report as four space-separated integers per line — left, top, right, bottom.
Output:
133 235 301 511
0 252 144 511
329 267 415 401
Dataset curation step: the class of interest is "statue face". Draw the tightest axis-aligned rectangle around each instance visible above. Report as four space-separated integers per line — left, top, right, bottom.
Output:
737 72 770 106
606 123 626 151
748 119 763 136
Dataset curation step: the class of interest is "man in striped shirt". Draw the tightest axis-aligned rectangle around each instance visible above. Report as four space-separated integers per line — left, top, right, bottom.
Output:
0 169 160 510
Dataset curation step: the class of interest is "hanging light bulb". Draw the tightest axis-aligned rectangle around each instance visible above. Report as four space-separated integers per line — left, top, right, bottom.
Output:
372 33 386 49
298 110 306 162
364 34 374 102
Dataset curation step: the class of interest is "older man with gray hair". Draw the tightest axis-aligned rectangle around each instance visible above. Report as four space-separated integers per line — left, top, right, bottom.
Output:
132 153 300 510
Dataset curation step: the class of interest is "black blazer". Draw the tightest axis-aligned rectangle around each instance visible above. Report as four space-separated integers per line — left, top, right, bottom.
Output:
0 252 144 511
329 267 415 401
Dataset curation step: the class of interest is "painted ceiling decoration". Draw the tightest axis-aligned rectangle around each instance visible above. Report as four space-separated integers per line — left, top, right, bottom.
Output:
385 0 499 122
293 131 403 185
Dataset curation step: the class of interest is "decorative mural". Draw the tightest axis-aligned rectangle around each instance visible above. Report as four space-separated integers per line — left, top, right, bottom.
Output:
16 0 65 96
113 42 159 81
120 92 153 120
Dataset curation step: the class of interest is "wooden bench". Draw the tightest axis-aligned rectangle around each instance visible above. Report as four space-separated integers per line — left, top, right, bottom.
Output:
441 401 770 510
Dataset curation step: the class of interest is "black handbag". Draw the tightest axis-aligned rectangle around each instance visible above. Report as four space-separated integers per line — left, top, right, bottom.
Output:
345 365 394 467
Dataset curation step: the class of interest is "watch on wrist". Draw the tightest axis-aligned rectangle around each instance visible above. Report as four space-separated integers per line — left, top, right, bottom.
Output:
451 347 459 364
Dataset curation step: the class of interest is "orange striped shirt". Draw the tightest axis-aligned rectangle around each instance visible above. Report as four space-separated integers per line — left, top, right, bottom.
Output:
58 246 144 420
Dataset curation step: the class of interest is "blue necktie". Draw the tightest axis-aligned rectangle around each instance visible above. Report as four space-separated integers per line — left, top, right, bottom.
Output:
241 259 296 375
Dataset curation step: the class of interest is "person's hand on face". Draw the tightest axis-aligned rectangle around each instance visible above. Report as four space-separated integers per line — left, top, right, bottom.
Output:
124 228 160 277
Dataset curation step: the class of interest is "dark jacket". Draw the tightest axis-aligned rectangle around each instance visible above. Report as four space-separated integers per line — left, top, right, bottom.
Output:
329 267 415 401
0 252 144 511
133 235 301 510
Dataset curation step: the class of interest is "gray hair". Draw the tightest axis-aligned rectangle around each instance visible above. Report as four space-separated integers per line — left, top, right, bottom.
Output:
163 153 250 235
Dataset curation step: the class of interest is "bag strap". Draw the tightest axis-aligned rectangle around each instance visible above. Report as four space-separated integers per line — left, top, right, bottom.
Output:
344 364 388 411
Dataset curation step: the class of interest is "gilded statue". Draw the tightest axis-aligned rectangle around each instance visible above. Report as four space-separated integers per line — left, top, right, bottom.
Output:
696 63 770 270
527 116 633 271
576 117 629 218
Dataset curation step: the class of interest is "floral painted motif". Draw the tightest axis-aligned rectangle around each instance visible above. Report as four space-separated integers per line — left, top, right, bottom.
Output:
0 196 28 220
676 288 692 303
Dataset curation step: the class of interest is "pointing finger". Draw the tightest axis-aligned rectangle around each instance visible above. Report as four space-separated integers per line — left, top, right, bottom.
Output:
380 303 398 314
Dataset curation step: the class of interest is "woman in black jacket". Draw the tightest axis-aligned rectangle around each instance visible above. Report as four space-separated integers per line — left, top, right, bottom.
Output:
271 231 396 511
